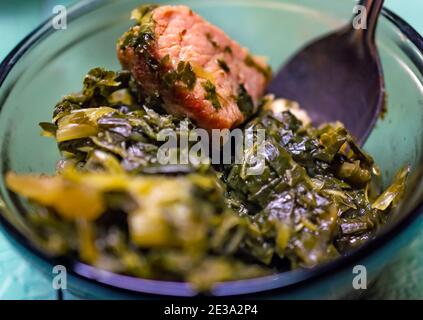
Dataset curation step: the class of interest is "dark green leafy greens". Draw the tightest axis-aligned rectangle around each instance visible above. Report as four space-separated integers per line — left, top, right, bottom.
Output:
236 84 255 118
217 59 230 73
224 46 233 55
7 66 409 291
222 105 409 266
202 80 221 110
118 5 160 74
244 54 272 81
162 60 197 91
206 32 219 49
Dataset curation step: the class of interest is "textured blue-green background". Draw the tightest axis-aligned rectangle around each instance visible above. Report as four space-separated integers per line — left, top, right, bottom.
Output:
0 0 422 299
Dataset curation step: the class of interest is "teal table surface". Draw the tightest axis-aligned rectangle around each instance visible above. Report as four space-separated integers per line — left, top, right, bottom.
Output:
0 0 422 300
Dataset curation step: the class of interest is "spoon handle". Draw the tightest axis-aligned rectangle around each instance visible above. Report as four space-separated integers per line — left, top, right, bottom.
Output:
355 0 384 44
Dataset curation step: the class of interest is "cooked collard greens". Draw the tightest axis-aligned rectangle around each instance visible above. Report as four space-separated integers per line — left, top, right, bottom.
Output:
5 4 410 291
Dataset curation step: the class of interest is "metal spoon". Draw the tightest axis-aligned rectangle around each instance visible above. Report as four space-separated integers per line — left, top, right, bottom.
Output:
267 0 385 144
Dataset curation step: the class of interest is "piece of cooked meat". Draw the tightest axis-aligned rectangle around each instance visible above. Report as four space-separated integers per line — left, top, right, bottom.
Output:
117 5 271 130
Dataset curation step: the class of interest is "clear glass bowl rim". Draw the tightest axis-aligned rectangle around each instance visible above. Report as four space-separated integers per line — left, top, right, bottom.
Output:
0 0 422 297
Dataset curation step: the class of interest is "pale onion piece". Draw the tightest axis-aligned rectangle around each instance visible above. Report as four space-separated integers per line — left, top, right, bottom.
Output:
6 172 105 221
266 98 312 126
56 123 98 142
275 222 291 253
129 210 171 247
56 107 117 142
109 89 134 106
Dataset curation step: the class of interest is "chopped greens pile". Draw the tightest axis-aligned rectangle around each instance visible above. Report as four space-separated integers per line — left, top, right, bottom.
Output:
222 103 409 266
7 67 408 290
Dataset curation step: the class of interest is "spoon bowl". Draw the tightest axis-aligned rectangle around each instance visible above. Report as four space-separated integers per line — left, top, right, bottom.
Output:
267 0 385 143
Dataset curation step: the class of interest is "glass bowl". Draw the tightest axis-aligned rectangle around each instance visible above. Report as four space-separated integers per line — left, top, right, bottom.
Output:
0 0 422 299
